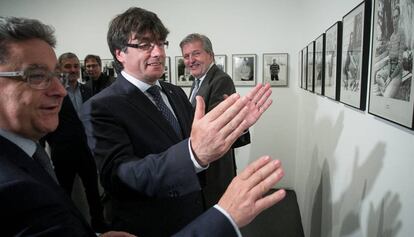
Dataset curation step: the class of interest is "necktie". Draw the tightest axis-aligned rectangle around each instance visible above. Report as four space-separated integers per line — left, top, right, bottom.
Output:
189 79 200 107
147 85 182 138
33 143 58 183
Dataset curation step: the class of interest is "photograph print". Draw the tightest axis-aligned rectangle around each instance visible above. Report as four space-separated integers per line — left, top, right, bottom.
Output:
160 56 171 83
324 21 343 101
369 0 414 129
232 54 256 86
314 34 325 95
214 54 227 72
302 47 307 90
339 1 371 110
263 53 288 87
307 41 315 92
175 56 192 87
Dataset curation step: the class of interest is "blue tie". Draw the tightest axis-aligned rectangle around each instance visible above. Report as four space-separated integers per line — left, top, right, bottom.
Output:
147 85 182 138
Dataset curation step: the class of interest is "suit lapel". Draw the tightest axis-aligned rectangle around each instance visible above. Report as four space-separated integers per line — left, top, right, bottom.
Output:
196 64 217 98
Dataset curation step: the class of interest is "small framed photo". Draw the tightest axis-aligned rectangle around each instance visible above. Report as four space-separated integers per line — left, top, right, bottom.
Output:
263 53 288 87
324 21 343 101
307 41 315 92
368 0 414 129
160 56 170 83
339 1 371 110
232 54 256 86
214 55 227 72
175 56 192 87
314 34 325 95
302 47 307 90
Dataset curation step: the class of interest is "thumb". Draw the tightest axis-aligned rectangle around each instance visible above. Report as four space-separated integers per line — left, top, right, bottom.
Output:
193 96 206 121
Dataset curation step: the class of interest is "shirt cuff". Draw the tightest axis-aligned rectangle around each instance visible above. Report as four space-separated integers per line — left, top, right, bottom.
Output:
188 138 209 173
214 204 242 237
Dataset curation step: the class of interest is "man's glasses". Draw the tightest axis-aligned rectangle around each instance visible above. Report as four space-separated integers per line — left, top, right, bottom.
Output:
126 41 169 51
0 68 68 90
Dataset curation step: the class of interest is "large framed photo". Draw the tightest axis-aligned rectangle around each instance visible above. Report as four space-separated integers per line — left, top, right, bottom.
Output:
263 53 288 87
339 1 371 110
214 55 227 72
175 56 192 87
160 56 171 83
307 41 315 92
232 54 256 86
314 34 325 95
324 21 343 101
369 0 414 129
302 47 308 90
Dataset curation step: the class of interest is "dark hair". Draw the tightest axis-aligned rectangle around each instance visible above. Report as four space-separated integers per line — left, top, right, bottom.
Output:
58 52 79 68
179 33 214 56
84 54 102 67
107 7 169 72
0 16 56 64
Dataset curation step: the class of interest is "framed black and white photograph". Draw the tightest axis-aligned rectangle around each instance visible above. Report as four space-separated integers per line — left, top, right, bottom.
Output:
232 54 256 86
369 0 414 129
324 21 343 101
339 1 371 110
175 56 192 87
314 34 325 95
298 50 303 88
263 53 288 87
214 54 227 72
302 47 307 90
160 56 170 83
307 41 315 92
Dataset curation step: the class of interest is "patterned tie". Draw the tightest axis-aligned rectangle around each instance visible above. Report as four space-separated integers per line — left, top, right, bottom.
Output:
147 85 182 138
33 143 58 183
189 79 200 107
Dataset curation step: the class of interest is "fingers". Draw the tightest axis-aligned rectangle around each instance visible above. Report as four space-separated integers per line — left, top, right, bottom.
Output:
193 96 206 120
239 156 272 180
245 83 263 102
255 189 286 214
246 159 283 192
206 95 249 131
203 93 241 122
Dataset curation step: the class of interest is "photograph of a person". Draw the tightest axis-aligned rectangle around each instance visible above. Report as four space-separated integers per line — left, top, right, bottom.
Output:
214 55 227 72
232 54 256 86
307 41 315 92
314 34 325 95
263 53 288 87
175 56 192 86
369 0 414 128
160 56 170 83
324 21 342 101
339 1 370 110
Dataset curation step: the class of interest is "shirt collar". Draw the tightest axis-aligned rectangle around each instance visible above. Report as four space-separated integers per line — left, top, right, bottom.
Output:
121 71 162 93
0 128 36 157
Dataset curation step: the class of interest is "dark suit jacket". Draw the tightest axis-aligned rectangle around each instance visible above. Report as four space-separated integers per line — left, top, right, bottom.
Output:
85 73 114 96
81 75 223 236
0 135 95 236
189 64 250 207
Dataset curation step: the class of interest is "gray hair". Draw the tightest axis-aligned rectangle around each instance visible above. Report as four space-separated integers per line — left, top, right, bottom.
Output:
179 33 214 56
0 16 56 64
58 52 79 67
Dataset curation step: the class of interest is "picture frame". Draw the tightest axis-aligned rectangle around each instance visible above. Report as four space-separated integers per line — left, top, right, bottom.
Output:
298 50 303 88
263 53 289 87
232 54 256 86
214 54 227 73
307 41 315 92
175 56 192 87
368 0 414 129
339 0 371 110
160 56 170 83
314 34 325 95
302 47 308 90
324 21 343 101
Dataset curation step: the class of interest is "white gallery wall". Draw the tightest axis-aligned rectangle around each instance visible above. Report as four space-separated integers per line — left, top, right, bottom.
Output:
1 0 414 236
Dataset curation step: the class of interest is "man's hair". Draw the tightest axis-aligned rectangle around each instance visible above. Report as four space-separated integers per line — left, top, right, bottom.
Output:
179 33 214 56
58 52 79 68
0 16 56 64
107 7 169 72
84 54 102 67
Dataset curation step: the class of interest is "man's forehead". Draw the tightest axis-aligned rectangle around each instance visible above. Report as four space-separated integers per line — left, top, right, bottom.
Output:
130 32 163 42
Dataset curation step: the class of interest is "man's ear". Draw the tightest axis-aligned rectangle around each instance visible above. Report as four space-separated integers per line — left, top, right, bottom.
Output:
115 49 125 64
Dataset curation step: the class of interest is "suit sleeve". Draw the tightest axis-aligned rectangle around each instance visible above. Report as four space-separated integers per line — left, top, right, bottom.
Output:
172 207 238 237
80 97 201 199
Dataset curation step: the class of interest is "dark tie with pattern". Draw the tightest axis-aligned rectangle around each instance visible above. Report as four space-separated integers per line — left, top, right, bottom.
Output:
147 85 182 138
189 79 200 107
33 143 58 183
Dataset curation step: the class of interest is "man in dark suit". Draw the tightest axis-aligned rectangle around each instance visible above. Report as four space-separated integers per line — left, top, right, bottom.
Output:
180 33 251 208
84 54 114 96
0 15 285 237
81 7 283 237
42 52 108 232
